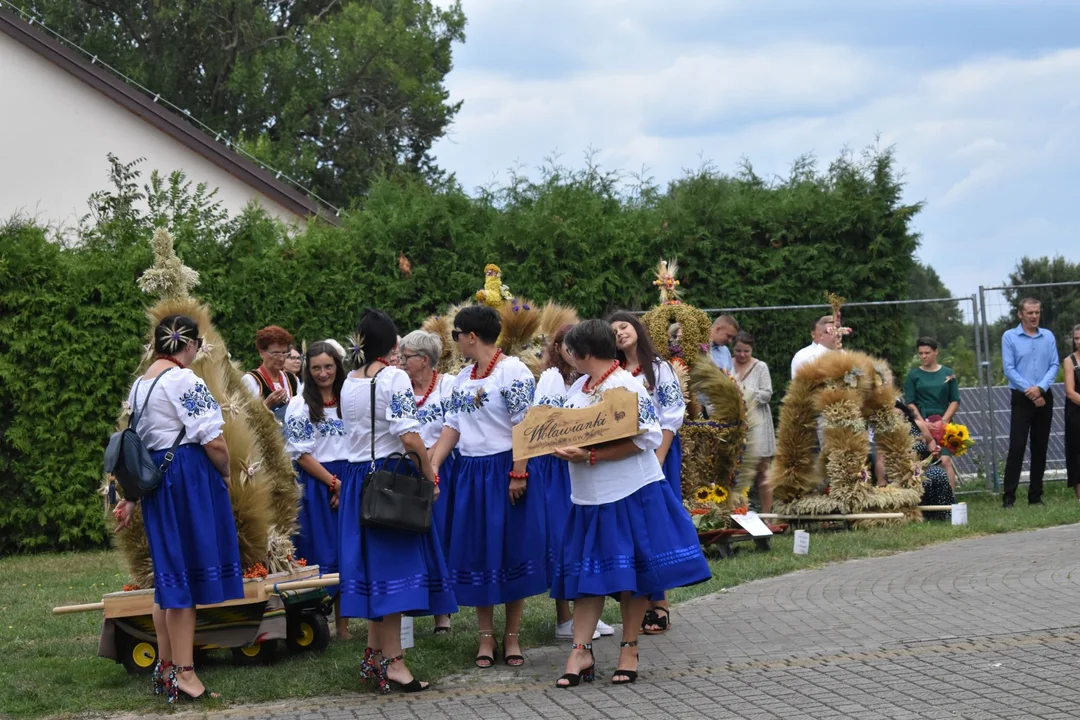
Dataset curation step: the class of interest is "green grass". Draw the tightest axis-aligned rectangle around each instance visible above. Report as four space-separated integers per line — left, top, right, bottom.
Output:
2 484 1078 719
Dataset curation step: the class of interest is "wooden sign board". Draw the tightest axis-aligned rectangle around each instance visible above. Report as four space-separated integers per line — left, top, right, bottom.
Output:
512 387 640 461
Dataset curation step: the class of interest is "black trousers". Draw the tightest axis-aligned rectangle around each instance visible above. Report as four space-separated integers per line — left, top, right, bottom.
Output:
1003 389 1054 504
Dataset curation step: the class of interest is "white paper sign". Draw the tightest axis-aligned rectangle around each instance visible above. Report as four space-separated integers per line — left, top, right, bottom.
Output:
730 511 774 538
793 529 810 555
400 616 414 649
951 503 968 526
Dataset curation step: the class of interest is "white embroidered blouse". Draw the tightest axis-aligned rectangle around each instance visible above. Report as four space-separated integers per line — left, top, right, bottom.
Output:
443 356 536 457
533 367 572 408
630 359 686 433
283 396 349 462
416 373 457 448
563 369 664 505
341 367 422 462
126 368 225 450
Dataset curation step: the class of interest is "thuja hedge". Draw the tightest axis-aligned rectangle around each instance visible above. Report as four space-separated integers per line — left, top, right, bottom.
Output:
0 146 920 552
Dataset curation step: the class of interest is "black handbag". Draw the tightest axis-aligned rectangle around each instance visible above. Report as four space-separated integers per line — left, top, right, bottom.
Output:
359 371 435 534
104 368 186 501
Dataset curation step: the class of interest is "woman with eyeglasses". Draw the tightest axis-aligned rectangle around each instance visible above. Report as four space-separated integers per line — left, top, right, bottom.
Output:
338 309 456 693
551 320 709 688
398 329 460 634
113 314 243 702
284 341 350 639
241 325 299 426
608 311 686 636
429 305 546 669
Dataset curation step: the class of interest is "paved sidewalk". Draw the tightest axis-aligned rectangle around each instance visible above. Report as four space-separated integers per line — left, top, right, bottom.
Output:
204 524 1080 720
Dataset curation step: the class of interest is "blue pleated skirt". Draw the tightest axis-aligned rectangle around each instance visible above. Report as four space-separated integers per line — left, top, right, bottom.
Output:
662 432 684 499
550 480 711 600
293 459 347 576
142 445 244 609
432 450 459 559
529 454 573 585
338 459 458 620
446 450 548 607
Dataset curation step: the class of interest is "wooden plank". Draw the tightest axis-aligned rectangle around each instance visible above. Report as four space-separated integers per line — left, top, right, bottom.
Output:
756 513 905 521
101 566 320 619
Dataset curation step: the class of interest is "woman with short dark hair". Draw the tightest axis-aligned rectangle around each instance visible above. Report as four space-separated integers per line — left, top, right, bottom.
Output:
430 305 545 668
285 341 349 638
338 309 457 693
551 319 710 688
242 325 299 425
113 314 243 702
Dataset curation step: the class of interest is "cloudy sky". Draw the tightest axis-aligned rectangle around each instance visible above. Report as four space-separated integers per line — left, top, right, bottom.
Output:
431 0 1080 303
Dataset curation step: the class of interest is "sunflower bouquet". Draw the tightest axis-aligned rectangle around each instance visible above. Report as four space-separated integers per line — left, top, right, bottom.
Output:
688 484 736 531
941 422 974 457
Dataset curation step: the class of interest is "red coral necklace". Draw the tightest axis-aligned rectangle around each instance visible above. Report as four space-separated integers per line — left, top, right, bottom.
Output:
583 361 621 394
471 349 502 380
415 371 439 407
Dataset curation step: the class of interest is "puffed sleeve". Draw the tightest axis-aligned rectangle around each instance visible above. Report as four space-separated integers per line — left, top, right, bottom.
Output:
653 361 686 432
283 396 316 459
442 368 469 432
632 382 664 453
241 372 261 399
500 359 536 425
171 369 225 444
384 368 422 437
533 367 567 408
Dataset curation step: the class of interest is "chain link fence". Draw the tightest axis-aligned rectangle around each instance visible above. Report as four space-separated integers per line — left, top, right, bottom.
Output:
977 280 1080 490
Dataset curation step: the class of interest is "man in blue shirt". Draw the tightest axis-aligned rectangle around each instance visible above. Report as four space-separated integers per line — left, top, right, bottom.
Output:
709 315 738 373
1001 298 1060 507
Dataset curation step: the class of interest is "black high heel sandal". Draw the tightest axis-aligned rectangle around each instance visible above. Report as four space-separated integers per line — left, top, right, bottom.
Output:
167 664 218 703
556 642 595 689
612 640 639 684
475 630 496 668
503 631 525 667
381 654 430 693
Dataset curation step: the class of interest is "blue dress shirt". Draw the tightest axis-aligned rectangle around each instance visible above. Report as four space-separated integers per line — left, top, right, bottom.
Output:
710 344 733 373
1001 324 1059 392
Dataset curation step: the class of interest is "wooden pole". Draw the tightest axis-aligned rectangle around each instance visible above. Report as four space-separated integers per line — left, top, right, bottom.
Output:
756 513 905 521
918 504 963 511
270 575 340 594
52 602 105 615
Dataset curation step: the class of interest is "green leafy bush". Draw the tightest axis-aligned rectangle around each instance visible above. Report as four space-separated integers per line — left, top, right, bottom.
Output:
0 146 921 552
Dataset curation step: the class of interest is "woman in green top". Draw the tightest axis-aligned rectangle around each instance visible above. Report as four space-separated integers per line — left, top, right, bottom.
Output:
904 337 960 489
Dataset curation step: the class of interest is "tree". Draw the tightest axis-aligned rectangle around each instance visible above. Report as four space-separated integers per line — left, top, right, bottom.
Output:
906 260 967 348
11 0 466 207
1000 256 1080 360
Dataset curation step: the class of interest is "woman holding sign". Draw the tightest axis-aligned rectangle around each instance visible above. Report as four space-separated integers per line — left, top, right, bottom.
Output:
551 319 709 688
429 305 546 669
530 325 615 641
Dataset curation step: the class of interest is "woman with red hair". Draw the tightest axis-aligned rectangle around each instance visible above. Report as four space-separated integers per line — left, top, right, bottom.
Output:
242 325 299 426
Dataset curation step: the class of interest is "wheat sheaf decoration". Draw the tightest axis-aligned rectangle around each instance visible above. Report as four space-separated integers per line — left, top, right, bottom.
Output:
104 229 301 587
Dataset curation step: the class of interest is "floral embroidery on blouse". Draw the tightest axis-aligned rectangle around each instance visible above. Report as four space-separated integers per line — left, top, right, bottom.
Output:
179 383 220 418
535 394 566 408
417 403 444 426
655 380 683 409
501 379 536 415
316 418 345 437
454 387 489 414
638 396 660 426
388 390 418 419
285 416 315 443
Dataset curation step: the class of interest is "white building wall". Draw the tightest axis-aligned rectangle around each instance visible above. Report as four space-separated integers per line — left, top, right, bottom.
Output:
0 31 304 231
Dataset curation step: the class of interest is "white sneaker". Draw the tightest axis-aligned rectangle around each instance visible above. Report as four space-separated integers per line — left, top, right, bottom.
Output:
595 619 616 636
554 620 602 640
